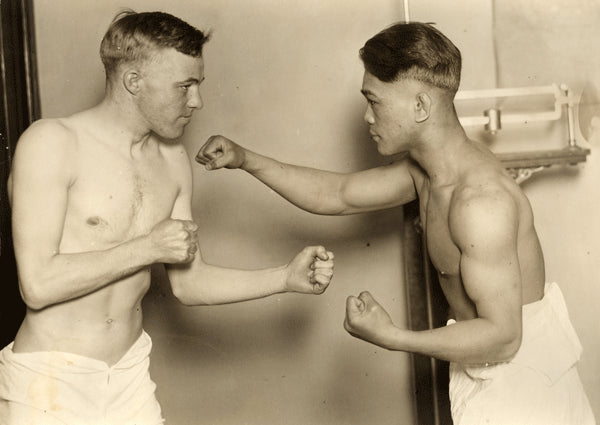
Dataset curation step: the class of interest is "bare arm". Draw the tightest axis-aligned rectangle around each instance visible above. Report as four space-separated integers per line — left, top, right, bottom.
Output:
344 189 523 364
195 135 418 215
167 147 334 305
10 120 196 310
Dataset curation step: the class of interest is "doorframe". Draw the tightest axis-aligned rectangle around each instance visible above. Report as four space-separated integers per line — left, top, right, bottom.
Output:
0 0 40 346
403 200 452 425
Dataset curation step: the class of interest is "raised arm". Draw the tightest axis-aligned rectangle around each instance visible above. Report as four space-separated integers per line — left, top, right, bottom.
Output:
10 120 196 310
195 135 418 215
166 145 334 305
344 189 523 364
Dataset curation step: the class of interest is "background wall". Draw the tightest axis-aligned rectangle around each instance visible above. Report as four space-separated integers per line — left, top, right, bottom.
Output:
32 0 599 424
492 1 600 417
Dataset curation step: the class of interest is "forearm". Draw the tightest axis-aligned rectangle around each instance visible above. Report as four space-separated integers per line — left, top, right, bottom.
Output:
381 318 521 364
167 259 288 305
18 237 153 310
242 149 348 215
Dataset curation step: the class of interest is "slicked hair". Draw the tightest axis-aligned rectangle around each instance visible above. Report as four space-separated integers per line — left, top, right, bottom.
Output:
100 10 211 80
360 22 461 93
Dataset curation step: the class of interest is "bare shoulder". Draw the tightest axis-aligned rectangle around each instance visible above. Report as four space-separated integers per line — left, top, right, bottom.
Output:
12 118 78 172
157 141 193 184
449 176 519 248
14 118 79 160
9 119 79 205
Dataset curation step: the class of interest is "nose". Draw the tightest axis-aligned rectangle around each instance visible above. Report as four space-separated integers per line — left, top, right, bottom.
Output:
363 104 375 124
187 85 203 110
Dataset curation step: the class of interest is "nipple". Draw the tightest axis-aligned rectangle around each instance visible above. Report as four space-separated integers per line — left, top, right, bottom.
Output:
106 318 114 325
86 216 107 226
87 217 101 226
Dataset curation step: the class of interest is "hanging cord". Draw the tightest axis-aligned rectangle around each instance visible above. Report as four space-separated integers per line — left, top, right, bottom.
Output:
491 0 502 108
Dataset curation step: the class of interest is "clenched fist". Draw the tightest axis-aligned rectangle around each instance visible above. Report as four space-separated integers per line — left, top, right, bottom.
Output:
147 219 199 264
344 291 396 348
285 246 334 295
195 135 246 170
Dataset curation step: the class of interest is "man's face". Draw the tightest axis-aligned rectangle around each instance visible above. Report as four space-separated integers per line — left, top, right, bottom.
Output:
136 48 205 139
361 71 417 156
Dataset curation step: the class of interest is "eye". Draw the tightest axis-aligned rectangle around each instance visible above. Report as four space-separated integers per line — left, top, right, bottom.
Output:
180 84 192 92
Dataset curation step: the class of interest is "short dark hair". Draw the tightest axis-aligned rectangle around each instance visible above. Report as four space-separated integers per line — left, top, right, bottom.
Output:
359 22 461 93
100 10 211 80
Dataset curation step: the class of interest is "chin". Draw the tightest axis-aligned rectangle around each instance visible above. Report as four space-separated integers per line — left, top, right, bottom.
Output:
376 144 393 156
156 127 186 140
377 141 406 157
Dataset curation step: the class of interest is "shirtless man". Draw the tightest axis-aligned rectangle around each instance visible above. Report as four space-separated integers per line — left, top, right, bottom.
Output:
196 22 595 424
0 11 333 425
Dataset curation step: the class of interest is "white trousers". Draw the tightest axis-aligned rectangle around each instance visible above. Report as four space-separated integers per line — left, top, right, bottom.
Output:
449 283 595 425
0 330 164 425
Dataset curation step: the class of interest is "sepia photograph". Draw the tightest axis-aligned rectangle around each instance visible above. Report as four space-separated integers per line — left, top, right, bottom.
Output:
1 1 598 424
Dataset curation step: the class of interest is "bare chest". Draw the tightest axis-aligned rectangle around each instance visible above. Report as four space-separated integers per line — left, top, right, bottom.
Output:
419 185 479 318
62 149 179 249
419 185 461 278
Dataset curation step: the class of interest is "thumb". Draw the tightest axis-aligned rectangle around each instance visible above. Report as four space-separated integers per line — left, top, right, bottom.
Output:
345 295 365 315
313 246 331 261
358 291 376 305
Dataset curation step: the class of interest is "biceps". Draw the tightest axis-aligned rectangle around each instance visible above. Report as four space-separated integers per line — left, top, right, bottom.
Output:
460 249 522 326
11 162 69 273
340 164 416 213
170 191 193 221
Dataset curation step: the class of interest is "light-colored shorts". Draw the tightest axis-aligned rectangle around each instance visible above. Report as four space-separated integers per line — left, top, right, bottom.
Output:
0 330 164 425
448 282 596 425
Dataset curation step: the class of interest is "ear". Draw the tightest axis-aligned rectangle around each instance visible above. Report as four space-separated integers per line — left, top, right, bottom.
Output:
414 92 431 123
123 70 142 95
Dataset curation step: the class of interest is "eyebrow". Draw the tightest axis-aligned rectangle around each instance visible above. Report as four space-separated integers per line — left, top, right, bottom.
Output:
179 77 205 85
360 89 377 98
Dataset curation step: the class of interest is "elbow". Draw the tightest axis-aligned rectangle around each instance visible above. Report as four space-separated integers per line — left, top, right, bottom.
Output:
19 279 50 311
21 295 45 311
171 282 212 306
18 264 74 310
16 256 64 310
171 284 194 306
290 201 343 216
494 327 522 363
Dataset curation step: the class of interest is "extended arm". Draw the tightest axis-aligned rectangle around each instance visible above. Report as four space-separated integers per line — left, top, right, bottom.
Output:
344 190 523 364
167 147 334 305
10 120 197 310
195 135 417 215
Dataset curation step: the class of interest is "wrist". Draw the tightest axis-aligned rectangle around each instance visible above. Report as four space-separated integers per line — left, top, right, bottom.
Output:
239 149 262 174
381 325 406 351
276 264 290 293
133 233 158 265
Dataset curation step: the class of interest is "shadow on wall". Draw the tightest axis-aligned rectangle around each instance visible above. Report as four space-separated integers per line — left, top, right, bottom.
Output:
143 264 316 358
579 82 600 142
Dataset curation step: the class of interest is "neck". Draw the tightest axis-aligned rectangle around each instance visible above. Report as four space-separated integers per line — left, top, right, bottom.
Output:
95 93 152 148
409 116 470 187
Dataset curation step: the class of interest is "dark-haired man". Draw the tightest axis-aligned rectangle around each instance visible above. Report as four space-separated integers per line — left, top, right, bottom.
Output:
196 22 594 424
0 11 333 425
